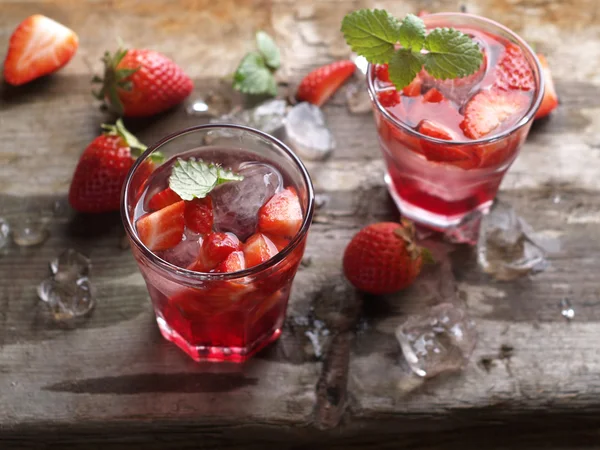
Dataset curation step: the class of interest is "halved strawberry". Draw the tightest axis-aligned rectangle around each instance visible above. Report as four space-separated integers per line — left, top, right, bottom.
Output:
136 200 185 251
213 250 246 273
296 60 355 106
402 77 422 97
148 187 181 211
190 232 241 272
423 88 445 103
535 54 558 119
244 233 279 268
3 15 79 86
377 89 401 107
418 120 480 169
460 89 530 139
184 197 213 234
495 43 534 91
258 187 303 238
375 64 391 83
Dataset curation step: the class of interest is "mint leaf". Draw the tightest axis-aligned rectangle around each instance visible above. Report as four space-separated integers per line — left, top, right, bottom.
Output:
169 158 243 201
398 14 425 51
256 31 280 70
341 9 401 64
388 49 425 90
233 52 277 96
424 28 483 80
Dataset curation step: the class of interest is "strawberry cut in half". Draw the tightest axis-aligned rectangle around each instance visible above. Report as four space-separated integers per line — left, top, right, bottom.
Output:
184 197 214 234
418 120 480 170
243 233 279 268
148 187 181 211
189 232 241 272
535 54 559 119
258 187 303 238
296 60 355 106
495 43 534 91
213 250 246 274
136 200 185 251
423 88 445 103
460 89 530 139
3 15 79 86
402 77 422 97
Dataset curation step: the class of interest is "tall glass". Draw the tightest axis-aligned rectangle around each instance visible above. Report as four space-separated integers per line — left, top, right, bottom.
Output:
121 125 314 362
368 13 544 230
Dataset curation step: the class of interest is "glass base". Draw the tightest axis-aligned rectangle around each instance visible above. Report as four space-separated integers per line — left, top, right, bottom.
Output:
156 316 282 363
384 173 492 232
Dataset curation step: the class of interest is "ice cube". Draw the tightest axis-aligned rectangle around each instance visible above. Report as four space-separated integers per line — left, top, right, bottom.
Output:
0 218 10 251
345 80 372 115
284 102 335 161
38 276 95 324
12 216 49 247
210 99 287 135
396 303 477 378
477 201 547 280
211 162 283 240
157 230 202 269
50 249 92 284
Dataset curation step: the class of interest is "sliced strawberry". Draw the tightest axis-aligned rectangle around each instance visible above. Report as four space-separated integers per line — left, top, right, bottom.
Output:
535 54 558 119
474 142 513 168
243 233 279 268
148 187 181 211
418 120 480 169
402 77 422 97
136 200 185 251
460 89 530 139
264 234 291 251
495 43 534 91
375 64 391 83
184 197 213 234
377 89 401 107
258 187 303 238
296 60 355 106
3 15 79 86
423 88 445 103
213 250 246 273
199 232 241 271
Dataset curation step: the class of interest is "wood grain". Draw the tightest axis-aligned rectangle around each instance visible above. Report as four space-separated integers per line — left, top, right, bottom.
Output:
1 0 600 448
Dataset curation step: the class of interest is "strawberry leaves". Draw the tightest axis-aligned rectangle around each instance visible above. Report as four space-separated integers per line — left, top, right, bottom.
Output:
233 31 281 96
341 9 483 90
169 158 243 201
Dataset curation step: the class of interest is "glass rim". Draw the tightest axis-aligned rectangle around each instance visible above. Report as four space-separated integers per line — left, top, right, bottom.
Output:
120 123 315 281
366 12 545 146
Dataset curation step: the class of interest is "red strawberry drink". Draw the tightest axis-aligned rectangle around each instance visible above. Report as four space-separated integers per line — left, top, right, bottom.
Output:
367 13 544 229
121 125 314 362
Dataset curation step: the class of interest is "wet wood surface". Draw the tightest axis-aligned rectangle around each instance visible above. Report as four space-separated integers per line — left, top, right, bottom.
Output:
2 0 600 448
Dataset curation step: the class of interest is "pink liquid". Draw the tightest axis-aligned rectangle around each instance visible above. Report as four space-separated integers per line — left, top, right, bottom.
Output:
132 148 306 362
372 25 536 227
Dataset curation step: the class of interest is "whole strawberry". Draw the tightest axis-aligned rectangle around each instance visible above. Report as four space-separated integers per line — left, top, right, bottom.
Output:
69 119 152 213
93 47 193 117
343 221 425 295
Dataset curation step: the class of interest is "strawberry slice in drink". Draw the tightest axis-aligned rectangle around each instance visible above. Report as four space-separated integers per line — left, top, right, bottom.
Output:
148 188 181 211
494 43 534 91
210 251 255 301
243 233 279 268
136 200 185 251
189 232 241 272
258 187 303 238
418 120 480 169
184 197 214 234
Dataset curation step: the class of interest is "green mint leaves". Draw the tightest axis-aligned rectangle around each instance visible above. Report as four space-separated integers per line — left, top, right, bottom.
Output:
233 31 281 96
341 10 483 89
169 158 244 201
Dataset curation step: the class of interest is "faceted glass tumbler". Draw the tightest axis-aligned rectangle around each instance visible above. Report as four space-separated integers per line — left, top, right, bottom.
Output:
121 125 315 362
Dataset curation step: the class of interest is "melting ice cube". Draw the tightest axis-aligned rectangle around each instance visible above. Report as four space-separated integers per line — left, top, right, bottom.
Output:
211 99 287 135
157 230 202 269
284 102 335 161
211 162 283 241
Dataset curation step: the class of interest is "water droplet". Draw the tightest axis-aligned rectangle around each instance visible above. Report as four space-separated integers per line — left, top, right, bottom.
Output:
0 218 10 251
12 217 49 247
560 298 575 321
553 194 561 204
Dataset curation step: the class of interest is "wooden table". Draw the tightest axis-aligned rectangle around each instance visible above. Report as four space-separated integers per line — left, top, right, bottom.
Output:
2 1 600 448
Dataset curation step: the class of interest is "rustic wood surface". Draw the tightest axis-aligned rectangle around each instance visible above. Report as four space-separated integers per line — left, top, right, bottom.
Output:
2 0 600 448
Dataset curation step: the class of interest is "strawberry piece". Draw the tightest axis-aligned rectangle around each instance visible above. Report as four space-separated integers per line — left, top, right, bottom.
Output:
375 64 391 82
402 77 422 97
418 120 480 169
296 60 355 106
423 88 445 103
69 120 147 213
243 233 279 268
258 187 303 238
460 89 530 139
213 250 246 273
495 43 534 91
94 47 193 117
343 221 424 295
148 187 181 211
535 54 558 119
136 201 185 251
184 197 214 234
418 120 455 141
191 232 241 272
3 15 78 86
474 142 513 169
264 234 291 252
377 90 401 107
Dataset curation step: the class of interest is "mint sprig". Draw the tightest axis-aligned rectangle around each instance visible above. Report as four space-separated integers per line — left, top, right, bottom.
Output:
341 10 483 89
233 31 280 96
169 158 244 201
